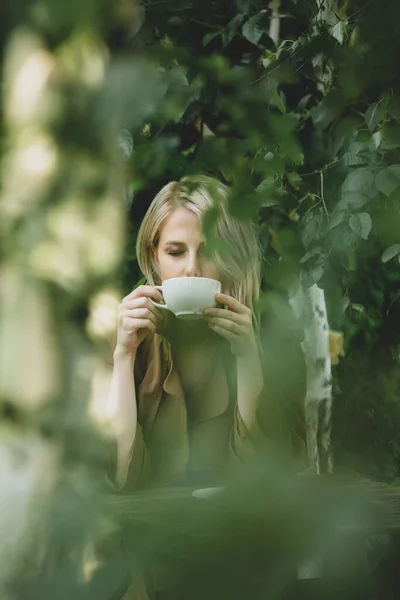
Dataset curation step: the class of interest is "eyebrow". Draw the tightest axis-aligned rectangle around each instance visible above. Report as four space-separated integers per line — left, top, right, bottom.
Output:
164 241 185 247
164 240 205 247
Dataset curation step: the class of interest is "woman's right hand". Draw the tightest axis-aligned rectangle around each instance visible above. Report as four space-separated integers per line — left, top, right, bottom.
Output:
114 285 164 357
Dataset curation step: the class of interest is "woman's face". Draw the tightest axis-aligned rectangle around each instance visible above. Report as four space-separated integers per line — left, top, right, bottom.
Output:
154 207 220 282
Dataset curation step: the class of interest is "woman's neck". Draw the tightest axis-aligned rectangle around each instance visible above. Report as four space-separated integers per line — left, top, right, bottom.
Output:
161 314 222 352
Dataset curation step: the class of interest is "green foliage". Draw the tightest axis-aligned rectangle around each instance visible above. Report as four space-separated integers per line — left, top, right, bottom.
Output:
117 0 400 483
382 245 400 264
328 241 400 482
3 0 400 595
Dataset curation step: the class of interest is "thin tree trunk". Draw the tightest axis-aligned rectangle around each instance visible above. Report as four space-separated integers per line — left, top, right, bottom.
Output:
269 0 281 47
290 280 333 580
289 281 333 475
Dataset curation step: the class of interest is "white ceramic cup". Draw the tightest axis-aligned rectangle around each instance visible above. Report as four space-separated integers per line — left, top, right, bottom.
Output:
150 277 221 320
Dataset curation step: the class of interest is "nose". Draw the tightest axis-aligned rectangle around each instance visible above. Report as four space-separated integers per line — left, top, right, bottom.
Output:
185 250 201 277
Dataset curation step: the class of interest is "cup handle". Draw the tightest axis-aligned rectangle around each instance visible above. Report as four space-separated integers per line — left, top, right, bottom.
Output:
149 286 169 310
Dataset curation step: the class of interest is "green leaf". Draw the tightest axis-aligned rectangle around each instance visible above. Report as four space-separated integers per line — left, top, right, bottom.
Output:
242 14 262 44
297 93 312 112
301 215 323 247
351 303 365 312
343 232 357 247
387 96 400 122
203 31 221 46
255 179 281 207
343 152 367 167
229 190 259 219
340 192 369 209
341 296 350 313
222 13 246 46
365 100 385 130
264 79 286 113
330 21 346 44
204 236 231 258
118 129 133 160
349 213 372 240
344 141 369 166
130 5 145 37
133 276 147 290
264 256 300 292
242 11 272 46
287 171 302 189
342 168 374 195
371 131 383 149
299 248 323 264
310 103 336 130
201 206 219 236
329 212 345 229
303 265 324 287
334 113 364 140
255 291 304 340
382 244 400 263
375 165 400 197
168 16 185 25
380 124 400 150
168 66 189 87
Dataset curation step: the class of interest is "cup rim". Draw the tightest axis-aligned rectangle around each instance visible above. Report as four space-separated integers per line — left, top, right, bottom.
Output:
162 276 220 285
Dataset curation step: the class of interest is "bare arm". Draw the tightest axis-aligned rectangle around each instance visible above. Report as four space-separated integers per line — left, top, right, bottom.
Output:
106 284 163 487
236 349 264 432
107 350 138 487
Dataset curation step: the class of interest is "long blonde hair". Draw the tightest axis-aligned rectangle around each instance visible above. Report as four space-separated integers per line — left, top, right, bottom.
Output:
136 175 261 312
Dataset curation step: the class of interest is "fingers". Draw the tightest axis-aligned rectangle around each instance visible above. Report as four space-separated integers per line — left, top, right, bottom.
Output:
121 307 159 327
124 285 163 303
204 304 252 336
208 323 238 344
206 316 244 335
124 317 156 335
203 307 247 326
215 293 251 315
122 296 164 321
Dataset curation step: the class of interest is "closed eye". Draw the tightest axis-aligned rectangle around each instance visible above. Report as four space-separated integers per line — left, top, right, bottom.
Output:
168 250 185 256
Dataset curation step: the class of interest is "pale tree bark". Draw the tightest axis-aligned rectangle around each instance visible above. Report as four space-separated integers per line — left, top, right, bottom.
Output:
289 281 333 581
269 0 281 47
289 281 333 475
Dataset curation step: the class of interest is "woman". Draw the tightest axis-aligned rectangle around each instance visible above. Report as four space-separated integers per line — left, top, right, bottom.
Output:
104 174 275 600
107 174 266 493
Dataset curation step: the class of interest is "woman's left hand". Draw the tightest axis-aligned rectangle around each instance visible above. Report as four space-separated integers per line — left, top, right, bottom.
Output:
204 293 258 357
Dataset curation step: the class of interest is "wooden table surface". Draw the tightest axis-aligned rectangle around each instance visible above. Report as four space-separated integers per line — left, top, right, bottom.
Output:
104 476 400 534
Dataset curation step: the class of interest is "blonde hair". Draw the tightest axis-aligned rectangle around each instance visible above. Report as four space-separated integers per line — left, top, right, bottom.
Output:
136 175 261 312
